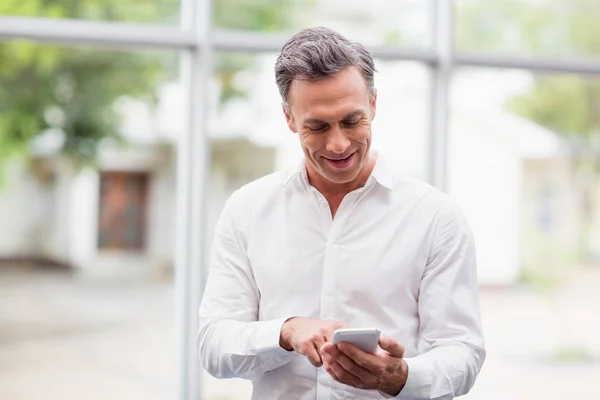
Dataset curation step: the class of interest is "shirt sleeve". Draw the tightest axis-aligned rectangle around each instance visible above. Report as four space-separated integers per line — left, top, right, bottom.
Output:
197 190 297 381
396 198 486 399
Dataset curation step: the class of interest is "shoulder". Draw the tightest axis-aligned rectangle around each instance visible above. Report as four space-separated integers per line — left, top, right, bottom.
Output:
230 171 284 203
391 173 471 234
220 167 290 232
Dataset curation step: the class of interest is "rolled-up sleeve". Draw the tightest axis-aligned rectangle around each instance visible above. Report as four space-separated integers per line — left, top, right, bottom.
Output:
397 200 486 399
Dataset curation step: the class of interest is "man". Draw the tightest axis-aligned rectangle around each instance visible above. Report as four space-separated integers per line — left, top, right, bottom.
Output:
198 27 485 399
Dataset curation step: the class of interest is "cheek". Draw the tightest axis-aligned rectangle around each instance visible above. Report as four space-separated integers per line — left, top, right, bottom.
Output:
299 133 322 154
352 126 372 145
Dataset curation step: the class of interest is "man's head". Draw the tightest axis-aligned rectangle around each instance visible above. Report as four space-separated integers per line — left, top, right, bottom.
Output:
275 27 377 188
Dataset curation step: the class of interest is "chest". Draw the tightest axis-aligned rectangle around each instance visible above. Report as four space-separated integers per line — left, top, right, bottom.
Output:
246 190 432 315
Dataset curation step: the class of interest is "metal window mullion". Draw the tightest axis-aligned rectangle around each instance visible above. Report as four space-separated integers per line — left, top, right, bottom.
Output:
176 0 213 400
0 16 194 49
427 0 453 191
174 46 196 400
210 29 437 62
455 51 600 75
2 15 600 75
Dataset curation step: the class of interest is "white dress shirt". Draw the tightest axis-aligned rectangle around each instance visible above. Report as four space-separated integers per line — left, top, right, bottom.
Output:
198 153 486 400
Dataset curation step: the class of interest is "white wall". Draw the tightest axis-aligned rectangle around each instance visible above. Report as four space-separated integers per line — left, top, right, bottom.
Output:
521 158 582 270
448 113 523 285
0 161 53 257
68 167 99 270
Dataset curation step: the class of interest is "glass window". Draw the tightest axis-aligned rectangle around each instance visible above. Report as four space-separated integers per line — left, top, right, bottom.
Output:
0 0 180 24
0 42 181 399
455 0 600 57
449 68 600 399
213 0 431 47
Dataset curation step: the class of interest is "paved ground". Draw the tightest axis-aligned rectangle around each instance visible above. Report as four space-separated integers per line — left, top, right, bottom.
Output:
1 266 599 400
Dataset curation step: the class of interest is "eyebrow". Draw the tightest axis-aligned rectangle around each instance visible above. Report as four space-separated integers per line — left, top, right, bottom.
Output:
304 110 365 125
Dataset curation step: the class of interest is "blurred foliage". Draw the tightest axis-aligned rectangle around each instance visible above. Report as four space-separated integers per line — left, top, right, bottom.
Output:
214 0 313 32
213 0 315 104
0 0 312 174
0 0 179 23
0 42 168 169
0 0 180 173
457 0 600 141
552 345 594 364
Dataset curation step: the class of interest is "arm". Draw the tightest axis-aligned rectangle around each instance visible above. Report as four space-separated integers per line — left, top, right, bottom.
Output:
197 191 296 381
398 200 486 399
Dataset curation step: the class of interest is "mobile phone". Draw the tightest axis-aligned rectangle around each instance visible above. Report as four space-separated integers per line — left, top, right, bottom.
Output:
332 328 381 354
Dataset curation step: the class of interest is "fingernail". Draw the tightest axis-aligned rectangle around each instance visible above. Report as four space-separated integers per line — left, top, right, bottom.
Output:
338 343 346 351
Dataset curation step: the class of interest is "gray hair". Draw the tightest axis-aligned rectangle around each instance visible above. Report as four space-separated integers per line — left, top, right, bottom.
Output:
274 27 377 107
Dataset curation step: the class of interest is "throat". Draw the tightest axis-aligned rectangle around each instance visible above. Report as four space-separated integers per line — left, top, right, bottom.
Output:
324 194 345 219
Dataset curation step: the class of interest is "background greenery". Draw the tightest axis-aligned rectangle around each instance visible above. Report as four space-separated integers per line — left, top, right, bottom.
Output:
0 0 311 172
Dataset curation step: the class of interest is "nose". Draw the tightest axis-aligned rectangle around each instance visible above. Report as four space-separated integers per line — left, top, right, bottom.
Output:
325 126 351 154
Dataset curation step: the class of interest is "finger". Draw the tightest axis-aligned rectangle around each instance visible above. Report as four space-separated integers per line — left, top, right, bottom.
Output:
338 342 380 371
320 341 336 357
334 349 377 384
323 360 340 381
379 334 405 358
327 360 365 389
313 335 326 358
302 342 323 367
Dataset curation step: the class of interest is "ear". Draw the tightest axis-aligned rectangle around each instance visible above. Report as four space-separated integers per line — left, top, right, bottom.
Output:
370 89 378 121
282 103 297 133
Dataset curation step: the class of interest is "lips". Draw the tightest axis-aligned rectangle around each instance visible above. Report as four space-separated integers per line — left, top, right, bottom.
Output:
324 152 355 170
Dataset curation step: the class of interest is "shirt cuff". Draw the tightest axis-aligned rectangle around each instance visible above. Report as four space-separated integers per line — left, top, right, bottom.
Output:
254 317 298 371
393 356 432 399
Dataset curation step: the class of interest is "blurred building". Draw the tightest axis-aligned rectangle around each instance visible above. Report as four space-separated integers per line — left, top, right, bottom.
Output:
449 108 582 284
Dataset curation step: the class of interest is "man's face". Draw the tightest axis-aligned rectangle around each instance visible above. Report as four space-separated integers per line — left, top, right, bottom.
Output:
283 67 377 186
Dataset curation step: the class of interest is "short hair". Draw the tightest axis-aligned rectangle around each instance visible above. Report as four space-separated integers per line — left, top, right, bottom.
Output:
274 26 377 107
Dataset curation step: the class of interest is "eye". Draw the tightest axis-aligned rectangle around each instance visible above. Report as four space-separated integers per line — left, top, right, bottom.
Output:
342 119 361 127
306 124 328 133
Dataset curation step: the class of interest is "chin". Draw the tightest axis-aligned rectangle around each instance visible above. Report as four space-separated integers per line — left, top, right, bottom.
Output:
322 169 360 184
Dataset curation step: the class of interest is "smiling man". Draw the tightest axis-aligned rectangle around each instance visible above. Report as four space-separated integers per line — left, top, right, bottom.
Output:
198 27 486 399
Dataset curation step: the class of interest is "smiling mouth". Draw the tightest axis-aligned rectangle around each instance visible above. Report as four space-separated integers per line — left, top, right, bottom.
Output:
324 153 355 169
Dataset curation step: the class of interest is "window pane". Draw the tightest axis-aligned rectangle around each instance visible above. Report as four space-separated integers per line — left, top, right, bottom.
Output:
0 42 180 399
450 68 600 399
456 0 600 57
203 52 428 398
0 0 179 24
213 0 430 47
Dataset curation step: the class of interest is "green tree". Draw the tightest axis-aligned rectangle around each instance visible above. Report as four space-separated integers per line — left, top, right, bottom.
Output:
0 0 312 174
456 0 600 139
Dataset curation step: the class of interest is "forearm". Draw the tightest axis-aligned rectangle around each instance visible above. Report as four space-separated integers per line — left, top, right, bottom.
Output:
198 316 296 380
398 343 485 400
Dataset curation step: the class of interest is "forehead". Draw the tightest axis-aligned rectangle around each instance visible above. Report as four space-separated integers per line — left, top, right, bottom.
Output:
288 67 370 120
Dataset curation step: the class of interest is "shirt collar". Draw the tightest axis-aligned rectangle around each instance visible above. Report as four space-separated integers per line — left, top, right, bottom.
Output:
282 150 394 191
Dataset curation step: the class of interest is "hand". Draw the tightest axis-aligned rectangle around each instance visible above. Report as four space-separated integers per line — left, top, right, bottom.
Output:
320 334 408 396
279 317 346 367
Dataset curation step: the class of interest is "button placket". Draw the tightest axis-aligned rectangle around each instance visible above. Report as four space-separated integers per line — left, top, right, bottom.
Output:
309 187 334 400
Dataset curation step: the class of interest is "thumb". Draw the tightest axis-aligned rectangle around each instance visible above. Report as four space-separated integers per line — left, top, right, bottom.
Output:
379 334 405 358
